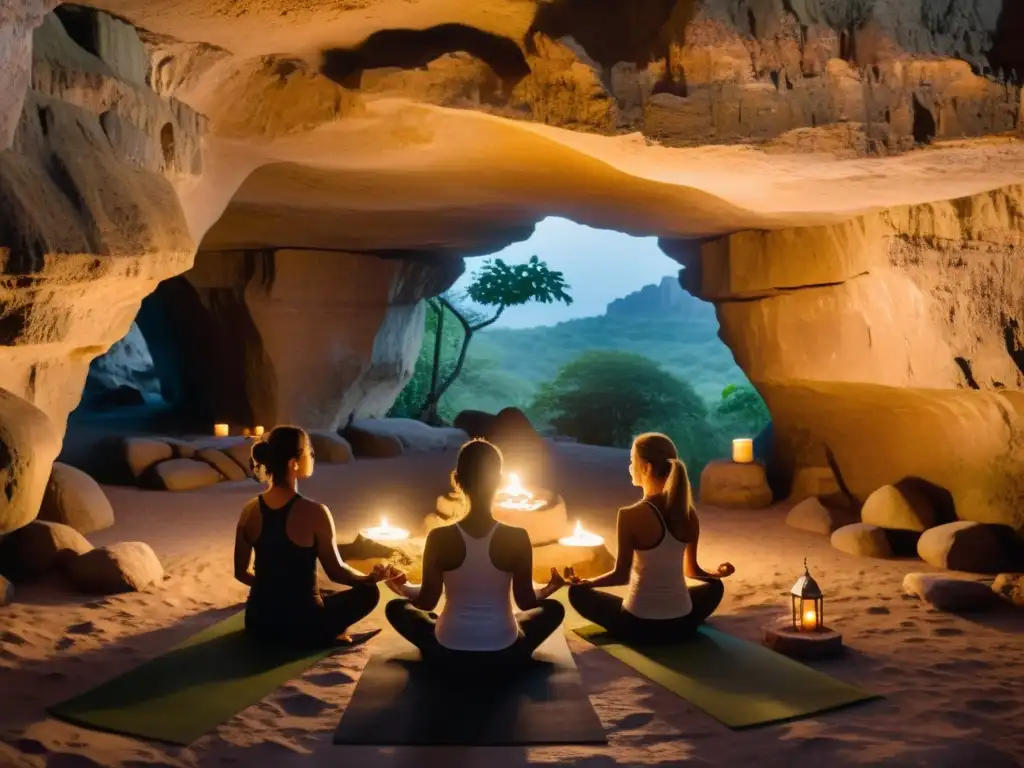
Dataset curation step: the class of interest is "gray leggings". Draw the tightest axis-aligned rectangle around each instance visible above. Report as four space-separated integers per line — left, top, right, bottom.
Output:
568 579 724 644
385 598 565 667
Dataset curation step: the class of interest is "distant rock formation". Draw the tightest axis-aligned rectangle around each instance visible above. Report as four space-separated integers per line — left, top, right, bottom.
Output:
605 276 716 322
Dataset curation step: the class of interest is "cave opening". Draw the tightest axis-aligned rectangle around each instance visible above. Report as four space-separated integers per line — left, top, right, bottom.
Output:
912 94 937 145
390 216 771 479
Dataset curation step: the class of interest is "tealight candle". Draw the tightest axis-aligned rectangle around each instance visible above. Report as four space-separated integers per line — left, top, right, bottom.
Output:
495 471 545 512
253 425 265 437
732 438 754 464
213 423 229 438
360 516 409 542
558 520 604 548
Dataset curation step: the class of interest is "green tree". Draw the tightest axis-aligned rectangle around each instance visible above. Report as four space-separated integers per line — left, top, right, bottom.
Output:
388 301 463 421
714 383 771 435
418 256 572 423
531 350 710 449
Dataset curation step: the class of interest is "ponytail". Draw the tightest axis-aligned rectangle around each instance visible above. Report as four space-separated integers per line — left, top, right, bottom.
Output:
662 458 695 538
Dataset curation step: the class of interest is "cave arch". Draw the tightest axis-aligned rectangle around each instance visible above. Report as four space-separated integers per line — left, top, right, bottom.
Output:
160 123 175 169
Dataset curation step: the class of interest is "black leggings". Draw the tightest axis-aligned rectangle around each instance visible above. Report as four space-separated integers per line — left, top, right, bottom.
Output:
246 583 381 647
385 598 565 666
568 580 724 645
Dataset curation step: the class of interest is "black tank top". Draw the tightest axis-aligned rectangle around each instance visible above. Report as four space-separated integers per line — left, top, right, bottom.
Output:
247 494 321 617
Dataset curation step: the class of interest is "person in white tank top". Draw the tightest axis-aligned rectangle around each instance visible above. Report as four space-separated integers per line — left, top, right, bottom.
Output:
384 439 566 663
564 432 734 644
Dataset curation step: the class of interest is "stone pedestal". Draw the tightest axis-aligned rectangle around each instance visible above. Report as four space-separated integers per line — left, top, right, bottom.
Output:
762 617 843 660
699 459 773 509
427 490 569 543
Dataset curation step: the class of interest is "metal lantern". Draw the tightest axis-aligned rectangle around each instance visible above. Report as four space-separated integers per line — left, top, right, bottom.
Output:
790 559 824 632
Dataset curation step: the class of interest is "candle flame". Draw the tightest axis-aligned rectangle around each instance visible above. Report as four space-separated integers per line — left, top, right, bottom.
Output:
495 471 545 512
803 609 817 627
381 516 388 528
574 520 583 536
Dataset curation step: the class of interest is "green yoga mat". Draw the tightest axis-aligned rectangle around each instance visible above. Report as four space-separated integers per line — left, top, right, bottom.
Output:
574 624 880 730
48 611 360 745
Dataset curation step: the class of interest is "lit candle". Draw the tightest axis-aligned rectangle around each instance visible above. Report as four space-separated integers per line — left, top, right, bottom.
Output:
242 427 251 437
213 423 229 438
558 520 604 547
495 471 545 512
253 425 265 437
732 438 753 464
360 516 410 542
802 608 818 629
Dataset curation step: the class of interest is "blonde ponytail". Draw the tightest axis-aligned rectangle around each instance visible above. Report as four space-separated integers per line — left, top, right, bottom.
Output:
662 458 695 538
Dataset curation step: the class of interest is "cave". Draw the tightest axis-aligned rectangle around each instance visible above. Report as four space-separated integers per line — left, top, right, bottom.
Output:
2 1 1024 764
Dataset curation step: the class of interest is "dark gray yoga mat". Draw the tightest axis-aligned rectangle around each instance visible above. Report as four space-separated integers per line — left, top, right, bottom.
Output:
333 631 607 746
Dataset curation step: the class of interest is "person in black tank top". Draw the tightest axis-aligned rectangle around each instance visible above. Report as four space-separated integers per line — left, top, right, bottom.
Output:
234 426 389 647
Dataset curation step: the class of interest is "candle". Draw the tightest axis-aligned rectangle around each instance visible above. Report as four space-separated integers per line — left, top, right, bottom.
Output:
360 516 410 542
242 427 251 437
802 609 817 629
253 425 265 437
495 471 545 512
213 423 229 438
732 438 753 464
558 520 604 548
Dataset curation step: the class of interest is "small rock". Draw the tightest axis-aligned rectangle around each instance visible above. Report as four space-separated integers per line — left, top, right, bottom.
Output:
150 458 224 491
861 484 936 532
831 523 893 559
698 459 772 509
38 462 115 535
992 573 1024 607
124 438 173 479
64 542 164 594
195 448 247 482
918 521 1024 574
786 497 856 535
903 573 1000 613
308 431 354 464
161 438 198 459
0 575 12 606
0 521 93 581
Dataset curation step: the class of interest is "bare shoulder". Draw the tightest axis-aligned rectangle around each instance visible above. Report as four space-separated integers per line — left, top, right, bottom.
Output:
494 523 531 551
296 497 331 524
239 497 260 525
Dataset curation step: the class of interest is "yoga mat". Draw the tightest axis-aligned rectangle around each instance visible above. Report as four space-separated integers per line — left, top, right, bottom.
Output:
333 630 607 746
49 611 368 745
574 624 880 730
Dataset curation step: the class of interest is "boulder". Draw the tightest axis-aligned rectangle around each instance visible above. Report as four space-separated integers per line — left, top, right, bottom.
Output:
830 523 893 559
162 438 198 459
698 459 773 509
861 484 937 532
221 440 257 478
37 463 115 535
342 424 404 459
0 575 12 607
64 542 164 594
902 573 1000 613
785 497 856 535
454 409 495 439
195 448 247 482
308 430 354 464
918 521 1024 574
992 573 1024 607
124 438 173 479
150 459 224 491
346 418 465 453
0 389 62 534
0 521 93 581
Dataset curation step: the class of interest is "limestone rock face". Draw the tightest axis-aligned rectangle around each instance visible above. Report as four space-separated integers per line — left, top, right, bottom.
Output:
831 523 893 559
699 460 773 509
64 541 164 594
917 521 1024 574
678 184 1024 531
0 389 61 534
38 462 115 535
143 249 463 431
0 520 92 581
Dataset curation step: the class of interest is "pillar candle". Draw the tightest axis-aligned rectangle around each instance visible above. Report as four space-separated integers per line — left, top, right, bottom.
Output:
732 438 753 463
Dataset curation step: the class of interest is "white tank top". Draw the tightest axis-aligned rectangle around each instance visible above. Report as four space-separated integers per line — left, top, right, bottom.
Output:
435 523 519 651
622 501 693 620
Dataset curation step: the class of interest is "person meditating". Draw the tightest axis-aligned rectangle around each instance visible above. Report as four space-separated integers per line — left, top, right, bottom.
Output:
565 432 733 644
384 438 566 665
234 426 387 647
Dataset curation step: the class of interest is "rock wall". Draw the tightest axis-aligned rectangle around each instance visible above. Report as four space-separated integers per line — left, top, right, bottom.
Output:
142 249 463 430
0 9 202 532
671 183 1024 530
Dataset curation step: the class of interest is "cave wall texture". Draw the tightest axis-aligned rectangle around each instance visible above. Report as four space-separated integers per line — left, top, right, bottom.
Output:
2 0 1024 532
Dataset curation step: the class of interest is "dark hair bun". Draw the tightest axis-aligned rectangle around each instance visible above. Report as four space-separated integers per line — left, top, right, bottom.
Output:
251 440 270 467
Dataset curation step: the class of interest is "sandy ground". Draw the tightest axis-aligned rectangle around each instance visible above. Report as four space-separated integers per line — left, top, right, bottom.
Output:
1 443 1023 768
